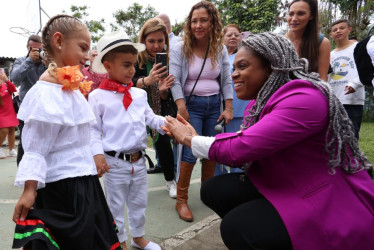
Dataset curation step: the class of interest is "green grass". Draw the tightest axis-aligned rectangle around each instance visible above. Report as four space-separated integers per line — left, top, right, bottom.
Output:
359 122 374 164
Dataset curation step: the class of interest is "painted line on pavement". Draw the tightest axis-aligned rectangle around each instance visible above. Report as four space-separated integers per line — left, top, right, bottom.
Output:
0 179 201 204
161 213 221 249
0 199 18 204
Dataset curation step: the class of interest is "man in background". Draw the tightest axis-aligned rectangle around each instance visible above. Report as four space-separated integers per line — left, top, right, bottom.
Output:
10 35 47 165
156 14 182 49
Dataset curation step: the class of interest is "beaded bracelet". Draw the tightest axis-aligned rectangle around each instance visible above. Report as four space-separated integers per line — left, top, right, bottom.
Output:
141 77 146 87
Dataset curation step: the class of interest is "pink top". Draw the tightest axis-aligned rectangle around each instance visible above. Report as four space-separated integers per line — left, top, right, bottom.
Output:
209 80 374 250
184 55 220 97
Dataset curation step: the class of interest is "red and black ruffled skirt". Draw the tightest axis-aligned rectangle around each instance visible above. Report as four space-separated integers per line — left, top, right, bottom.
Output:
12 175 121 250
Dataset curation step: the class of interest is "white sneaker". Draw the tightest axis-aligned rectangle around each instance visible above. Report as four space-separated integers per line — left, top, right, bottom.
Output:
166 180 177 199
0 149 5 159
8 149 17 157
131 239 161 250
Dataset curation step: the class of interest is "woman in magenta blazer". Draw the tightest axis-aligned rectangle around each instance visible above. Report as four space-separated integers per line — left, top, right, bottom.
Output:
163 32 374 250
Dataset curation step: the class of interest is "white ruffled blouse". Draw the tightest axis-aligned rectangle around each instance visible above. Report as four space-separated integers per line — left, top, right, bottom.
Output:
15 81 97 189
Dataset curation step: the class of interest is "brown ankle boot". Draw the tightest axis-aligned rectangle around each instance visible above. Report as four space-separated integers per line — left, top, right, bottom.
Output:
176 161 195 222
201 159 216 183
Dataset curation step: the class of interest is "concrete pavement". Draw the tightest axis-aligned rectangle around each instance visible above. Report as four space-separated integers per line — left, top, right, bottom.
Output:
0 145 227 250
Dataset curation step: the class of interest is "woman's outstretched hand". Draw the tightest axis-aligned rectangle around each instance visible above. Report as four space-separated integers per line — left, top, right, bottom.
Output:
162 114 198 147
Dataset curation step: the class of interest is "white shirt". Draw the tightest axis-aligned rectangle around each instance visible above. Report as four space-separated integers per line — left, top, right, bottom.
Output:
88 86 165 156
169 32 182 49
191 136 215 159
328 42 365 105
15 81 97 189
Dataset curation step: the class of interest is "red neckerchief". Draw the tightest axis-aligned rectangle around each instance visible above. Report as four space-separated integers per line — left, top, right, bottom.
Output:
99 79 133 110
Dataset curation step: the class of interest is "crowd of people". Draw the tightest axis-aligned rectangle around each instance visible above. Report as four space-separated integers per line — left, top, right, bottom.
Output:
3 0 374 249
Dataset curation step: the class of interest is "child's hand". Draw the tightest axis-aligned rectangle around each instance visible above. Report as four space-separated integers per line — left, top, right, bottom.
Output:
164 114 198 145
94 154 110 177
344 86 356 95
13 181 37 223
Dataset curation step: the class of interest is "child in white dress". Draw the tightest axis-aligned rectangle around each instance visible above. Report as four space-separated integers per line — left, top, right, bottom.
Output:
12 14 120 250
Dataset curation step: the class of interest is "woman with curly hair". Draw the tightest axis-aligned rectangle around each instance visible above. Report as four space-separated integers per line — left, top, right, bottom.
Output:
169 0 233 222
164 32 374 250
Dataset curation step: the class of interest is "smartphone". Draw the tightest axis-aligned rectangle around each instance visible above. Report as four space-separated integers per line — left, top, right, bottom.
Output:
0 68 4 75
156 53 168 78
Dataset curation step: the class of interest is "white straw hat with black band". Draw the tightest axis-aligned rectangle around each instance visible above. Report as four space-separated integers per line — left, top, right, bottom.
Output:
92 30 145 74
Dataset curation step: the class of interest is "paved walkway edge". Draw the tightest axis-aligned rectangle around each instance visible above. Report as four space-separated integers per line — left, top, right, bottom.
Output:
161 214 221 249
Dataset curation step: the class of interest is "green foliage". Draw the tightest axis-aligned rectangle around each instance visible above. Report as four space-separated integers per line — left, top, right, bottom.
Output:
359 122 374 165
320 0 374 40
67 5 106 44
70 5 88 19
172 21 184 36
209 0 282 33
364 87 374 122
112 3 159 42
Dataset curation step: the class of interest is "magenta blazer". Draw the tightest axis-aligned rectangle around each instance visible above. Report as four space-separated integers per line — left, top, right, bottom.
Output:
209 80 374 250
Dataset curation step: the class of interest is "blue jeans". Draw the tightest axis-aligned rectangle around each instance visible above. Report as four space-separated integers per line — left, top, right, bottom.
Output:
215 117 244 175
182 94 221 163
343 104 363 140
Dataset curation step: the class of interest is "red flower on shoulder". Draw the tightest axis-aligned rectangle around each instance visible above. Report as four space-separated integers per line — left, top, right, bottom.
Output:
56 66 92 94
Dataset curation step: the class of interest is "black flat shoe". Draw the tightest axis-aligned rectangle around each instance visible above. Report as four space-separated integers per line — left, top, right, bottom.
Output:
147 167 163 174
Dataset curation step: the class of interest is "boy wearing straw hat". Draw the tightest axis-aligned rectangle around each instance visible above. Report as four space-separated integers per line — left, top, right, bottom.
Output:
89 30 163 250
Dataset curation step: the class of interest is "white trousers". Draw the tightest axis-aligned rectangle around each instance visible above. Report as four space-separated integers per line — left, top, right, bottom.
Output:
104 154 148 243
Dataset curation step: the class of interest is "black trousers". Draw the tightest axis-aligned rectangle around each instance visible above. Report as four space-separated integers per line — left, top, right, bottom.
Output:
343 104 363 140
201 173 292 250
154 133 175 181
16 119 24 166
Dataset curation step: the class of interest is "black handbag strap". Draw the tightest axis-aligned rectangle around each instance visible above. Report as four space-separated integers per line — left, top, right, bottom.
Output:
186 44 210 104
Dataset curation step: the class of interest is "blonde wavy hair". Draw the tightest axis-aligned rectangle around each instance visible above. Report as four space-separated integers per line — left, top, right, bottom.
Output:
183 1 223 66
137 18 169 69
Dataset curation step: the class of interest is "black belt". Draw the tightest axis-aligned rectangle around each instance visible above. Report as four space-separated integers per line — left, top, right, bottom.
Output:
105 150 144 163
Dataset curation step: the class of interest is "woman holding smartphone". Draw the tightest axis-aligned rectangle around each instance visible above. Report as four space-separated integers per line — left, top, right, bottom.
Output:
133 18 177 199
169 1 233 222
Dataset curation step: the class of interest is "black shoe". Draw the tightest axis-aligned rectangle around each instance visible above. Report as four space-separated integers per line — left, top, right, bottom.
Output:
147 167 163 174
